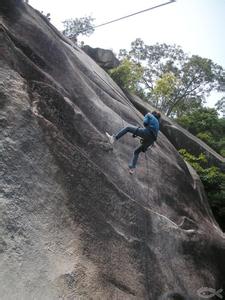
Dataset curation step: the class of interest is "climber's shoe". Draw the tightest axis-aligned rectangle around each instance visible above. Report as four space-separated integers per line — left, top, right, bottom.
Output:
106 132 116 145
129 168 135 175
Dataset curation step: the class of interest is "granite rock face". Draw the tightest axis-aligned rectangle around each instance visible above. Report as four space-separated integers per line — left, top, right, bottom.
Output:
0 1 225 299
82 45 120 69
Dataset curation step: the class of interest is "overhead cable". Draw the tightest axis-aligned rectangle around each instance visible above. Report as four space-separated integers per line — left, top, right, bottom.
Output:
77 0 176 34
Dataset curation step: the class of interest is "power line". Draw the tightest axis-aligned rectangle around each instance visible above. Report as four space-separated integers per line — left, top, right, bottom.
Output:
94 0 176 30
77 0 176 34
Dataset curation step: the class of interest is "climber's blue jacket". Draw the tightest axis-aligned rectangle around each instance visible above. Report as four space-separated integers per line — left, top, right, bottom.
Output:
143 113 159 139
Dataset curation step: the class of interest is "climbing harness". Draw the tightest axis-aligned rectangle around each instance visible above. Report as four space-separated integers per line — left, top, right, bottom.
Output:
132 126 144 144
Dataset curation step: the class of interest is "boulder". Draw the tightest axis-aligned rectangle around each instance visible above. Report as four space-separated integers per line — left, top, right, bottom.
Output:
0 2 225 299
82 44 120 69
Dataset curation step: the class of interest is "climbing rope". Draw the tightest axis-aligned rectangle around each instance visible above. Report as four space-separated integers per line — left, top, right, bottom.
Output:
144 148 179 228
94 70 179 228
89 69 180 229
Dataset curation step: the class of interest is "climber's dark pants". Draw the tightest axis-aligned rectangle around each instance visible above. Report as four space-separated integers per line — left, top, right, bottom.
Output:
115 126 155 169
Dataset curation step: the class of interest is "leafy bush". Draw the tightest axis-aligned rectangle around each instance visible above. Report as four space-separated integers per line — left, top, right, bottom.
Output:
177 108 225 157
220 149 225 157
109 59 144 93
179 149 225 231
196 131 214 145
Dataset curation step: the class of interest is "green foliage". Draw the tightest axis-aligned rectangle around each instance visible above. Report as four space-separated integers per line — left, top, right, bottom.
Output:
179 149 225 230
215 97 225 118
177 107 219 134
217 138 225 157
178 149 207 172
62 16 95 40
109 59 144 93
118 39 225 116
177 107 225 157
152 72 180 112
196 131 215 148
220 149 225 157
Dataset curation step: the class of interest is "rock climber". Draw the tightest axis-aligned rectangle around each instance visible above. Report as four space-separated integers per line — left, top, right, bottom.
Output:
106 111 161 174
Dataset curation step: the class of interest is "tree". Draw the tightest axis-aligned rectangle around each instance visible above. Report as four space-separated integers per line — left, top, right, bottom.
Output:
177 107 218 134
118 39 225 117
62 16 95 41
179 149 225 231
215 97 225 118
151 72 180 114
109 59 144 93
177 107 225 157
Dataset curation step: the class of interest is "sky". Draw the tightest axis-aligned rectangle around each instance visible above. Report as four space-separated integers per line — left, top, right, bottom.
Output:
29 0 225 107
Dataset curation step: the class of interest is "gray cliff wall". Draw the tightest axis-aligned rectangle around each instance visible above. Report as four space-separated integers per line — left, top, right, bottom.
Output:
0 1 225 299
